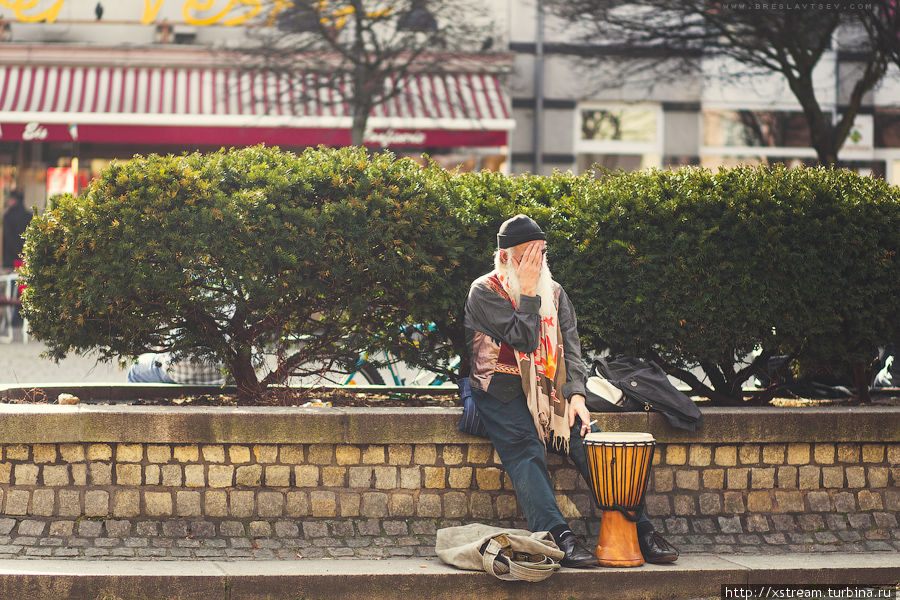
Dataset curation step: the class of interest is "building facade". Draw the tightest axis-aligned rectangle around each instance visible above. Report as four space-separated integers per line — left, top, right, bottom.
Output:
2 0 899 226
506 0 900 183
0 0 513 228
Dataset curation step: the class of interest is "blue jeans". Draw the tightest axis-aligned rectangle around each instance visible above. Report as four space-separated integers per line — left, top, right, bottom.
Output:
472 386 654 534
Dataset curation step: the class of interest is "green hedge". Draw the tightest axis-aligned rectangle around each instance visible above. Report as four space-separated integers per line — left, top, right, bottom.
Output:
22 147 900 403
547 166 899 401
22 146 452 400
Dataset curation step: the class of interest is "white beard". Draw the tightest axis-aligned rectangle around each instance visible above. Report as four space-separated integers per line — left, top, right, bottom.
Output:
495 250 556 318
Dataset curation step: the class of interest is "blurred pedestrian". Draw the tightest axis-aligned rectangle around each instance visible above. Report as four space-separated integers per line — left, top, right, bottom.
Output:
3 190 32 270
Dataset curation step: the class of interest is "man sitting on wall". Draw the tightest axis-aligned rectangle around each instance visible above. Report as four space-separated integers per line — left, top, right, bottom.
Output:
463 214 679 567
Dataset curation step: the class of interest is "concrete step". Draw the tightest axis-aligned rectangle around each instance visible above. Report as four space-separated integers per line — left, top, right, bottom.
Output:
0 553 897 600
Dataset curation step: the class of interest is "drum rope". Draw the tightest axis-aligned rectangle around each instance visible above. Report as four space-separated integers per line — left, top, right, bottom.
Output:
585 440 654 522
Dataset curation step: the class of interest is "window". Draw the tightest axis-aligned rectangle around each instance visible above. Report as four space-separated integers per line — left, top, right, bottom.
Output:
581 107 656 143
576 104 661 173
578 153 660 173
700 155 817 169
703 110 810 148
875 109 900 148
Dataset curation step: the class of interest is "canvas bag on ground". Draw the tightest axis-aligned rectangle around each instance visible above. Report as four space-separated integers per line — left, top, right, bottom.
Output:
435 523 564 582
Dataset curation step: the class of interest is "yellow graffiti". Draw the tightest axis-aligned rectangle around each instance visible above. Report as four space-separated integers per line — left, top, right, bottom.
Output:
141 0 165 23
265 0 294 26
183 0 262 26
307 1 394 30
367 6 393 20
0 0 391 27
0 0 65 23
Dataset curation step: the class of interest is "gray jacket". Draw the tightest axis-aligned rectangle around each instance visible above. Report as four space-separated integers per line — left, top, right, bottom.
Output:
464 271 587 402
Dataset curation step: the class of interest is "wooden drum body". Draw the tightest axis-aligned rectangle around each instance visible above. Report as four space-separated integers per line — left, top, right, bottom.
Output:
583 432 656 567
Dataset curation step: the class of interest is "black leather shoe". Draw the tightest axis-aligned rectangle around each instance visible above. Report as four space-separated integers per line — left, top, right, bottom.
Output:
638 530 679 564
558 533 600 568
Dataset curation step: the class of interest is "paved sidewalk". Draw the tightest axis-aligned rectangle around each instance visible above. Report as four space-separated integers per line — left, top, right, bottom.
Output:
0 332 443 388
0 334 122 385
0 554 897 600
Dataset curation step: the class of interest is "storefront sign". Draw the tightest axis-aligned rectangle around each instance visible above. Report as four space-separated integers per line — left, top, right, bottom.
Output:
22 122 49 141
843 114 873 151
364 128 428 147
0 122 507 148
0 122 79 142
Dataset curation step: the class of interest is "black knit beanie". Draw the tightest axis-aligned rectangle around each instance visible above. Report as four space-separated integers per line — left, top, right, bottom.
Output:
497 214 545 249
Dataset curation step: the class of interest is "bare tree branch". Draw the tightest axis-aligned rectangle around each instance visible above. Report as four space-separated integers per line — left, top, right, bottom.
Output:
545 0 899 165
229 0 497 146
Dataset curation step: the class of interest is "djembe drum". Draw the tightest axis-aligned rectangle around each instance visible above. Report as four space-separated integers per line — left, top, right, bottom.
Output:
583 432 656 567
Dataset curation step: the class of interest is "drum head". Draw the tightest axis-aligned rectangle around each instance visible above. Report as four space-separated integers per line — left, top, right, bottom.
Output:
584 432 655 443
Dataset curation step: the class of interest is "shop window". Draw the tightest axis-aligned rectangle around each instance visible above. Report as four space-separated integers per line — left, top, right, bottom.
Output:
401 152 506 173
580 107 656 143
875 109 900 148
701 155 884 179
703 110 811 148
576 104 660 174
578 153 659 174
839 160 886 179
700 155 818 169
663 156 700 169
0 165 15 196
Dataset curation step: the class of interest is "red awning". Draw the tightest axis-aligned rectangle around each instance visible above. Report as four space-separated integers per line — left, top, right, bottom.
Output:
0 63 513 148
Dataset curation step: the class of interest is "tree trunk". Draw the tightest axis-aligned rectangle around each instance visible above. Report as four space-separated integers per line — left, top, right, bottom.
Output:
814 145 839 167
783 70 840 166
648 351 746 405
350 103 368 147
349 62 373 147
349 4 370 148
810 123 839 165
231 350 264 403
704 390 749 406
805 111 838 166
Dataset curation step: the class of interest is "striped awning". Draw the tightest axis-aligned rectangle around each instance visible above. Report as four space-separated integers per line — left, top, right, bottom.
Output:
0 63 514 148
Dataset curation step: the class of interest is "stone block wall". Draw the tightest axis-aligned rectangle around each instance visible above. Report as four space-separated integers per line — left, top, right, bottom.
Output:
641 441 900 554
0 403 896 559
0 440 522 559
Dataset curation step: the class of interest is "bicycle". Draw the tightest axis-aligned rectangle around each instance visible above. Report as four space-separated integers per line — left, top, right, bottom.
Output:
343 349 459 387
283 322 459 388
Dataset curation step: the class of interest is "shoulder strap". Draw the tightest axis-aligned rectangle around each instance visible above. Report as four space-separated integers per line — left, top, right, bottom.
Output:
592 357 611 378
481 535 559 582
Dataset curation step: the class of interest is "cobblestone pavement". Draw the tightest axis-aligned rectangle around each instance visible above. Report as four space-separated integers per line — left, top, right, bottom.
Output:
0 518 438 560
0 330 123 385
0 517 896 561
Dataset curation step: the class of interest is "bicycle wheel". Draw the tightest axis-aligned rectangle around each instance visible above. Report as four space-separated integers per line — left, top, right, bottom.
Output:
345 362 385 385
404 367 450 386
401 355 460 387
